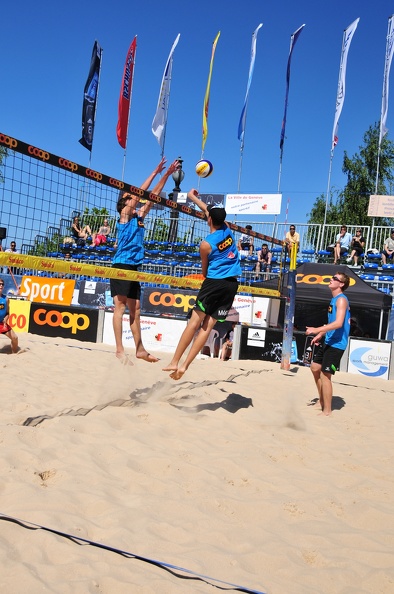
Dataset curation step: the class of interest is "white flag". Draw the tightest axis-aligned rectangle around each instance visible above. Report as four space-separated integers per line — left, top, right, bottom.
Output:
332 18 360 149
238 23 263 145
152 34 180 149
379 15 394 144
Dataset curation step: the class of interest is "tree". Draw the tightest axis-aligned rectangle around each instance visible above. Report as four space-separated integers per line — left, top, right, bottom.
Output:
0 146 8 184
308 123 394 226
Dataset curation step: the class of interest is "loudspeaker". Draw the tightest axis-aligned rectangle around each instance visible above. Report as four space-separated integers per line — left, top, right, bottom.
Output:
0 227 6 240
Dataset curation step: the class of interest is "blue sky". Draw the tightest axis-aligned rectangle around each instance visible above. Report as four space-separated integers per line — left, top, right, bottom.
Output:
2 0 393 224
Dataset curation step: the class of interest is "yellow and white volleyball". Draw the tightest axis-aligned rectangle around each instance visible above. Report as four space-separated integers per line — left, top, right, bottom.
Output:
195 159 213 178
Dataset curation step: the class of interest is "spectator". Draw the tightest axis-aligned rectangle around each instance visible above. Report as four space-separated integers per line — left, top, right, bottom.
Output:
92 219 111 246
381 229 394 265
284 224 299 256
255 244 272 276
71 217 92 245
327 225 352 264
5 241 20 275
220 323 236 361
347 228 365 266
237 225 254 255
0 278 18 353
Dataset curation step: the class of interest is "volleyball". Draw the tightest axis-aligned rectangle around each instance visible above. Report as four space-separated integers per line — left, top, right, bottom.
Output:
195 159 213 178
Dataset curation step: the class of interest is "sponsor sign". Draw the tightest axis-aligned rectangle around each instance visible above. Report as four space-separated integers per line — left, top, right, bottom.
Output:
247 328 266 347
29 303 99 342
20 276 75 306
348 339 391 379
102 312 186 352
8 299 32 333
142 287 197 317
225 193 282 215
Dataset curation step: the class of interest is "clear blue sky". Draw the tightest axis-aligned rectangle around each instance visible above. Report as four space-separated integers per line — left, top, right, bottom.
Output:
2 0 392 224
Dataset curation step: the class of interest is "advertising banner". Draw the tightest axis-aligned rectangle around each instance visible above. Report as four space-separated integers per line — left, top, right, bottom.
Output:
20 276 75 306
28 303 100 342
225 193 282 215
8 299 32 333
347 338 391 380
141 287 196 318
103 312 186 353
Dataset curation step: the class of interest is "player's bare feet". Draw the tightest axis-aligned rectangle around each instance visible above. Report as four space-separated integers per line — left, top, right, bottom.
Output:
162 363 178 372
170 368 186 380
136 351 159 363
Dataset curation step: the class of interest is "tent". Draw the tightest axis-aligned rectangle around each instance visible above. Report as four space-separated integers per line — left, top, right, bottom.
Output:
259 263 392 338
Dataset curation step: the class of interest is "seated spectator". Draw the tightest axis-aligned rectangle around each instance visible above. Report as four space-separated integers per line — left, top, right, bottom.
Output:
5 241 20 275
220 323 236 361
255 244 272 276
92 219 111 246
326 225 352 264
381 229 394 264
237 225 254 255
347 228 365 266
71 217 92 245
284 224 299 256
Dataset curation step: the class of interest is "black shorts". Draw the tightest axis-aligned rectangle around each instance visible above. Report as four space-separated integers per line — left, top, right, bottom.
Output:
110 263 141 299
195 277 238 322
312 343 345 375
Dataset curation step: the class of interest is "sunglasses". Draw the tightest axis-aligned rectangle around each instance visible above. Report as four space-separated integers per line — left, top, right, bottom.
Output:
331 275 342 282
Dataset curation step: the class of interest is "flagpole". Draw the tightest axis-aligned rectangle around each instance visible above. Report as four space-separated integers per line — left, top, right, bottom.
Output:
375 15 394 194
323 18 359 232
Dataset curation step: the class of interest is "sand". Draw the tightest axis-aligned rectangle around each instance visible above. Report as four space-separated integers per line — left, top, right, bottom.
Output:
0 333 393 594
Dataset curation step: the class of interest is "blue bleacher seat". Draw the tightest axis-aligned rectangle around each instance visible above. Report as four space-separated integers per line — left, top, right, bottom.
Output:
379 275 394 282
382 263 394 270
364 263 378 270
359 274 375 281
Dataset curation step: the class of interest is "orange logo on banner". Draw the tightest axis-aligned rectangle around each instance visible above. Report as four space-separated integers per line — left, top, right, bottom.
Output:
19 276 75 306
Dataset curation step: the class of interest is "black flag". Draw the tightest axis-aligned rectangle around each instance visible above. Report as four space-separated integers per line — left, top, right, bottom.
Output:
79 41 102 151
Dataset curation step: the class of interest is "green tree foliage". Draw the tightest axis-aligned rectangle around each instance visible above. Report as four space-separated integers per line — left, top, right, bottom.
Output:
308 123 394 226
0 146 8 184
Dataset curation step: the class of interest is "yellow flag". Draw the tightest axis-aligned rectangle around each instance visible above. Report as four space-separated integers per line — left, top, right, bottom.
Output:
202 31 220 151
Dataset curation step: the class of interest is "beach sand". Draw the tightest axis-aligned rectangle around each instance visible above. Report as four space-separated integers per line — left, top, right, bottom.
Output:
1 333 393 594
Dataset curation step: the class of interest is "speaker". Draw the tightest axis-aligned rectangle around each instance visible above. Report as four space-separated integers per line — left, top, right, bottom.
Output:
0 227 6 240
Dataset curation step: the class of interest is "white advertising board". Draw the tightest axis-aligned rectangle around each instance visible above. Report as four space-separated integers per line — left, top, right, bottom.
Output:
225 193 282 215
347 338 391 380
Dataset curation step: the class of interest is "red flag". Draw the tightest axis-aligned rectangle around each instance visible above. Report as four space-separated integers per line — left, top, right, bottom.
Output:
117 37 137 149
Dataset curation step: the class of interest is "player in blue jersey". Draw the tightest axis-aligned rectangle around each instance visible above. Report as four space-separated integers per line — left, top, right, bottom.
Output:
0 279 18 353
306 271 351 416
163 188 241 380
110 158 179 364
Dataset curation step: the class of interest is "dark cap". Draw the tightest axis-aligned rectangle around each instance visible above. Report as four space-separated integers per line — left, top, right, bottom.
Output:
207 204 226 225
245 224 252 230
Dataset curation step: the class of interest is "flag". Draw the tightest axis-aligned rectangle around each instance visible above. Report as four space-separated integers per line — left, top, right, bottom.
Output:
202 31 220 151
79 40 102 151
379 15 394 145
280 24 305 154
238 24 263 146
117 36 137 149
152 34 181 150
332 18 360 150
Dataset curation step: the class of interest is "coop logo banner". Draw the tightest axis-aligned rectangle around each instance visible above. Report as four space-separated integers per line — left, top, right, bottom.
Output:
142 287 196 316
348 339 391 379
29 303 99 342
8 299 32 334
20 276 75 306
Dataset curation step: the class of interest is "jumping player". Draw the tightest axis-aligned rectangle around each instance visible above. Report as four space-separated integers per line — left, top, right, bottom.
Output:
163 188 241 380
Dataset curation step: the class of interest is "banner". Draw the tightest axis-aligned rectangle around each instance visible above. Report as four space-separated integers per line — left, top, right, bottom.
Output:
117 36 137 149
202 31 220 151
19 276 75 306
238 24 263 146
79 41 102 151
332 18 359 149
379 15 394 145
152 34 180 150
280 24 305 154
225 193 282 215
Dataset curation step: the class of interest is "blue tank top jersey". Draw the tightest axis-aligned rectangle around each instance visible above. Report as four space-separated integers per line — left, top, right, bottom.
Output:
0 295 7 323
325 293 350 350
113 215 145 266
204 225 242 279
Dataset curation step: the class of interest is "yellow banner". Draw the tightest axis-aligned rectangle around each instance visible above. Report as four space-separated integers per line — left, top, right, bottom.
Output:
8 299 32 334
0 253 280 298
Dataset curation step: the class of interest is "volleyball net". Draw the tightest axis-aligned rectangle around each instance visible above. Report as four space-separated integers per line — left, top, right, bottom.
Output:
0 132 284 297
